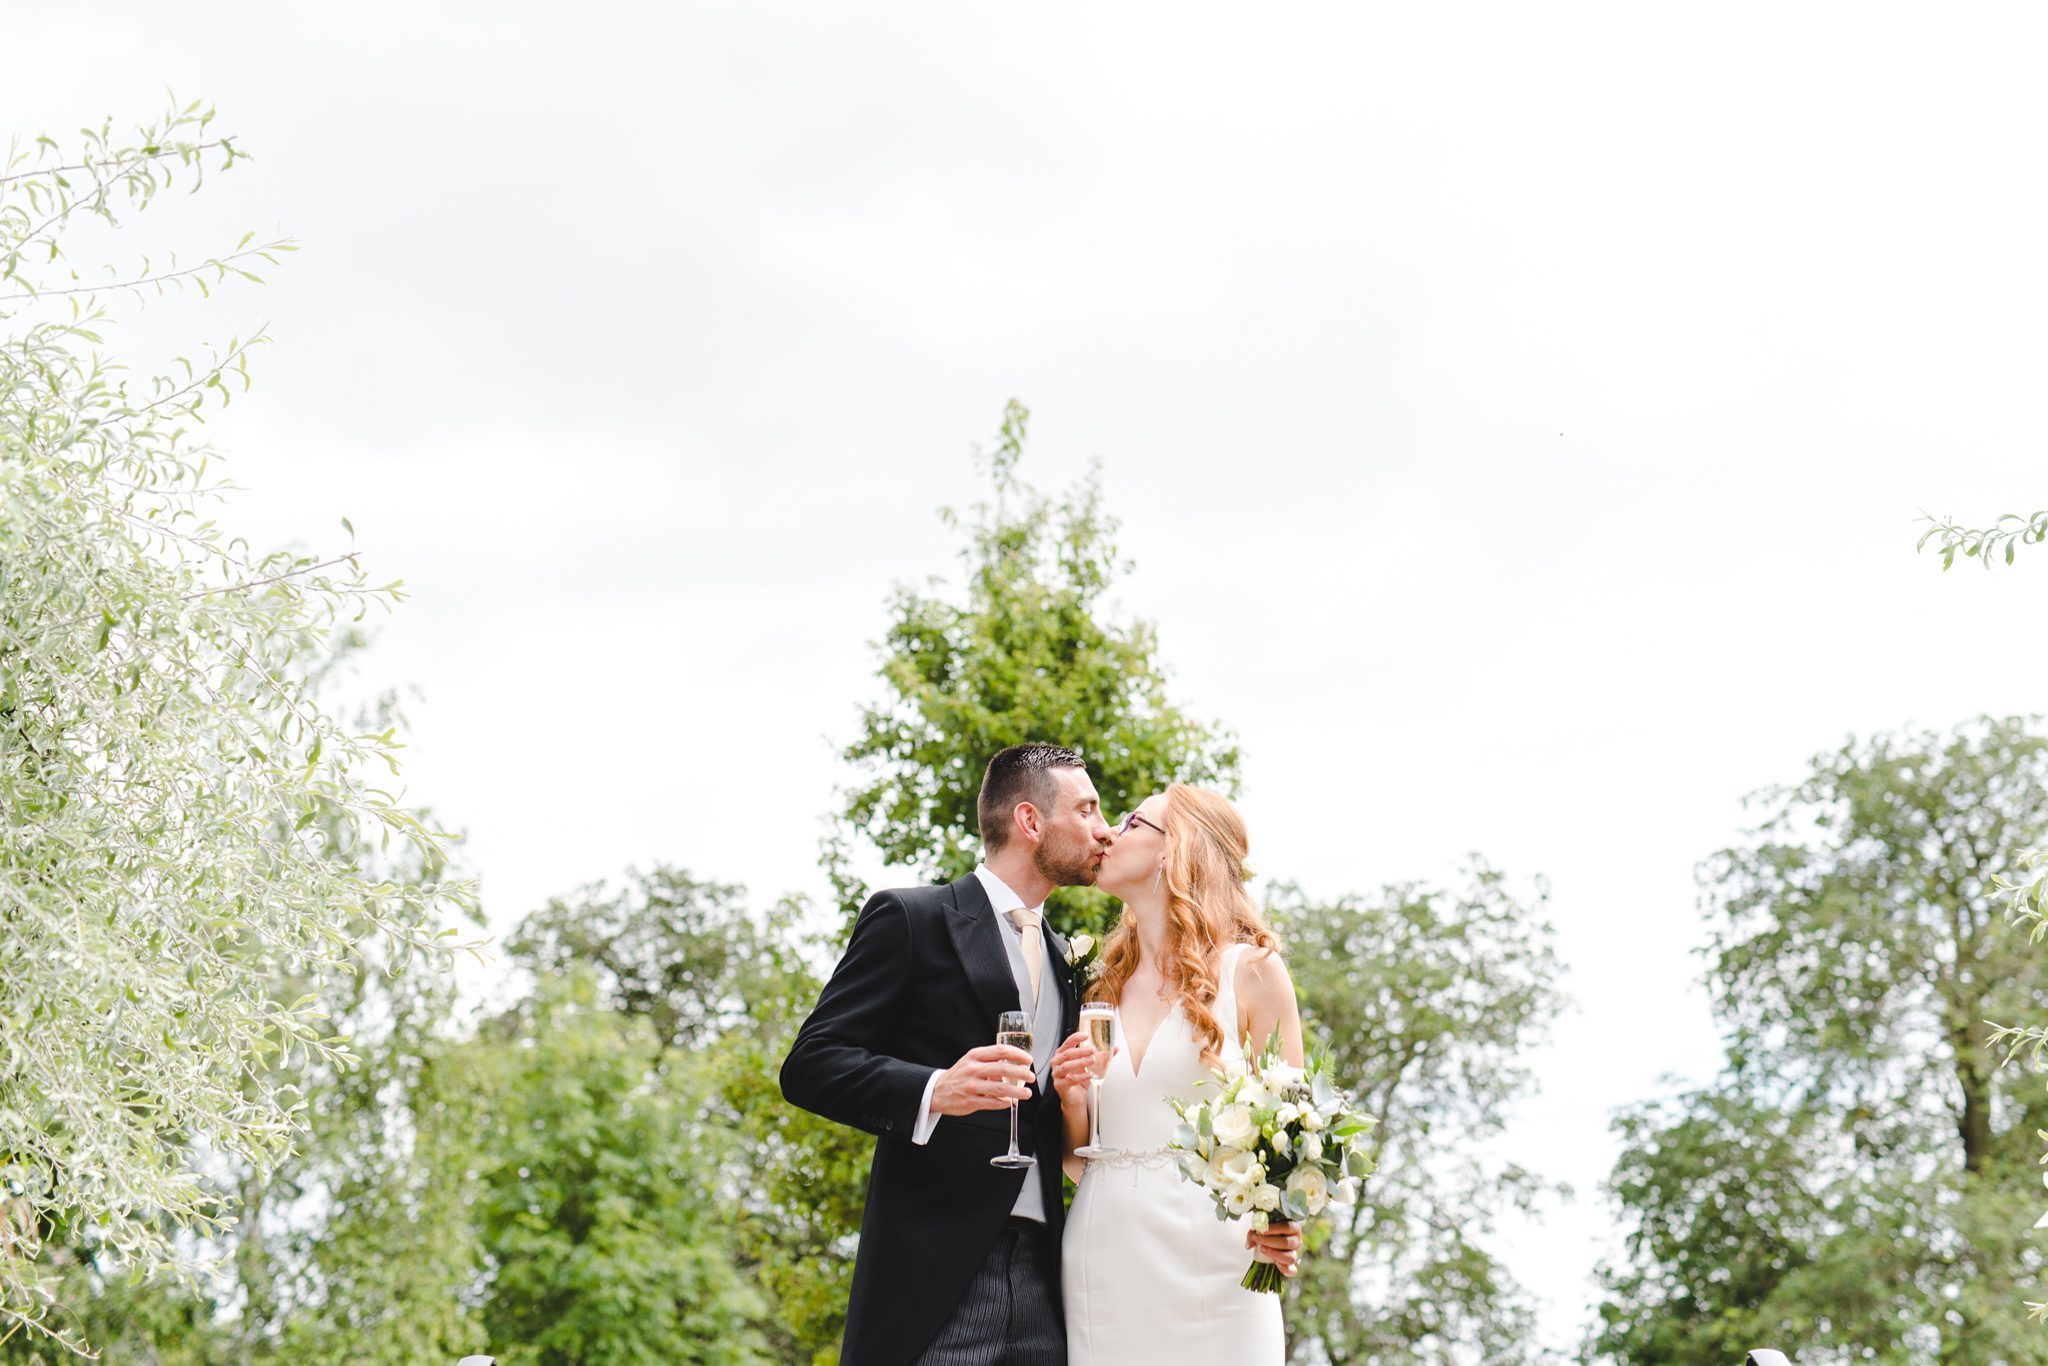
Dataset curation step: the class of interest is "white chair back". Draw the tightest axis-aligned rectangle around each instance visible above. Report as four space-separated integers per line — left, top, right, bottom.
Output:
1747 1352 1791 1365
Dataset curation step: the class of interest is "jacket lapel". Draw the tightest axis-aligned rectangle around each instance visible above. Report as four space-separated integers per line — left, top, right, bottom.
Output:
945 873 1022 1023
1044 925 1079 1036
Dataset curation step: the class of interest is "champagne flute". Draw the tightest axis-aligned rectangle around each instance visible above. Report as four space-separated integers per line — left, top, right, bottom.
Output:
1074 1002 1116 1159
990 1010 1036 1171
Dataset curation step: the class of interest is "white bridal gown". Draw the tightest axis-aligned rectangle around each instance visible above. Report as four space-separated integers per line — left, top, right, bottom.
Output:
1063 942 1285 1366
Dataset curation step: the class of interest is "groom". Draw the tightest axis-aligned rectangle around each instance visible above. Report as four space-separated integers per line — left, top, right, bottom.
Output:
782 743 1113 1366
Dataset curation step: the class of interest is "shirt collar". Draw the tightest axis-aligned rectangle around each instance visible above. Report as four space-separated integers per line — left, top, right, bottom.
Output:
973 865 1039 918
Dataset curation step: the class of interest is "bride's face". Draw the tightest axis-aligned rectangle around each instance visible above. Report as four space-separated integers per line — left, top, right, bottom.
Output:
1098 793 1167 900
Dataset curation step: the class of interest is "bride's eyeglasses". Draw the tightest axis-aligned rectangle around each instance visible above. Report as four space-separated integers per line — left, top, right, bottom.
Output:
1119 812 1165 837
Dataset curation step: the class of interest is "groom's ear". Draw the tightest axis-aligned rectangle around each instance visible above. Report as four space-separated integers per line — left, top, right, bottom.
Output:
1012 801 1044 846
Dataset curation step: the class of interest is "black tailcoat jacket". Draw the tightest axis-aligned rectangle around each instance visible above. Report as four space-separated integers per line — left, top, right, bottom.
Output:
780 873 1079 1366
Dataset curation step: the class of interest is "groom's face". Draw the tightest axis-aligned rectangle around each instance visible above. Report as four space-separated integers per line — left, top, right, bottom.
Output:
1031 767 1115 888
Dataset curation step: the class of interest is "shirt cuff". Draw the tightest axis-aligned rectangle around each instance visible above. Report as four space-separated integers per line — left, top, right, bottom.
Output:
910 1068 945 1145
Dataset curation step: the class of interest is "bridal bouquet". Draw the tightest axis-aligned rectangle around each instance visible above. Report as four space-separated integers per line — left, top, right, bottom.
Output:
1166 1044 1377 1293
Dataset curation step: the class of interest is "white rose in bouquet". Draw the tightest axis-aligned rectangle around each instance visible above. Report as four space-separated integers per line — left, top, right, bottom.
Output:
1220 1149 1263 1190
1253 1183 1282 1212
1285 1166 1330 1217
1212 1103 1259 1150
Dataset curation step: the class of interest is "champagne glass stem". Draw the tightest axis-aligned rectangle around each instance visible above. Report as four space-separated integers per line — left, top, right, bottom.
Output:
1087 1077 1102 1151
989 1010 1035 1169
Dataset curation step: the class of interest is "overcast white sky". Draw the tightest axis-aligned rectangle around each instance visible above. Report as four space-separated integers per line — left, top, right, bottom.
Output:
13 3 2048 1350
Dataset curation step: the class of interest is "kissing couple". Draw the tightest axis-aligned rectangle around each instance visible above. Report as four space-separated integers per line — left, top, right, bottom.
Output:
782 743 1306 1366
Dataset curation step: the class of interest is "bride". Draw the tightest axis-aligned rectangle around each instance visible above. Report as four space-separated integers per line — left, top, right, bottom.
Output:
1049 784 1305 1366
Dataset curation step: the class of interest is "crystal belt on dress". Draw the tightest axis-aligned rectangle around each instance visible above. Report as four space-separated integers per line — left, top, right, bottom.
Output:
1084 1146 1177 1170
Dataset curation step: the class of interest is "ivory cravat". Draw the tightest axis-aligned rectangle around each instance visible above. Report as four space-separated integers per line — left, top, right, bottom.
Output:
1006 906 1045 1004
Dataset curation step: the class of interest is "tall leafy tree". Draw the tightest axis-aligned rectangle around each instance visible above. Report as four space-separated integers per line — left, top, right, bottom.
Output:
1921 506 2048 1279
1271 866 1566 1365
510 868 869 1364
464 972 767 1366
511 867 777 1050
0 101 471 1353
257 709 488 1366
1592 718 2048 1364
267 1028 490 1366
832 400 1239 934
0 654 487 1366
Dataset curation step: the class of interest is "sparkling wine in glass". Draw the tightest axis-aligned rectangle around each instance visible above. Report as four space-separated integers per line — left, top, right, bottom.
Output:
990 1010 1035 1171
1074 1002 1116 1159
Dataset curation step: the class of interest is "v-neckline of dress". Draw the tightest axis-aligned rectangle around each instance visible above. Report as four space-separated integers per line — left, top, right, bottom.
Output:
1120 945 1246 1078
1120 1003 1180 1078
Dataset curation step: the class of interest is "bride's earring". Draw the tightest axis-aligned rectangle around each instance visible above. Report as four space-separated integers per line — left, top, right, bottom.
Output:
1152 866 1163 893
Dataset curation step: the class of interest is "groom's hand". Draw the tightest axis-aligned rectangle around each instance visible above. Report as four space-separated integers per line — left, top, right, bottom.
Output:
931 1044 1036 1116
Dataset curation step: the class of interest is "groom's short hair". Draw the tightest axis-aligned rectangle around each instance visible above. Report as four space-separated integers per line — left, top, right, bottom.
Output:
978 743 1086 852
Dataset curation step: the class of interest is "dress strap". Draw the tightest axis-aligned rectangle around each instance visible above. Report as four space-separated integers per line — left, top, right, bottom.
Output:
1214 941 1254 1056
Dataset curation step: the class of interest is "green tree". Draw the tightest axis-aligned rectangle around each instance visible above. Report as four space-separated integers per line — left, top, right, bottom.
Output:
259 766 488 1365
1922 507 2048 1305
267 1030 490 1366
1270 866 1566 1366
464 972 767 1366
0 101 471 1354
1591 718 2048 1364
831 400 1239 935
0 1239 228 1366
205 650 488 1365
0 644 487 1365
510 868 869 1364
510 867 777 1049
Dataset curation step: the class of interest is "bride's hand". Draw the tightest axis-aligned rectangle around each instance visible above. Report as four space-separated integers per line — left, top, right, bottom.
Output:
1246 1221 1301 1278
1049 1031 1100 1108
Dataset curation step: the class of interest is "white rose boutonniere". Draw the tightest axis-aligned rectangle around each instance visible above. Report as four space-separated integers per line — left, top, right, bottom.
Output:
1064 932 1101 985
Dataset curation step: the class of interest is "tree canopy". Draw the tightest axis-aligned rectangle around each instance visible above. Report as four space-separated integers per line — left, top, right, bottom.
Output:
1592 719 2048 1364
1274 867 1565 1365
832 399 1239 934
0 100 471 1352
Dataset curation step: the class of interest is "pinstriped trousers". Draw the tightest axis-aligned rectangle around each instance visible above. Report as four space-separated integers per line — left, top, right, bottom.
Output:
913 1220 1065 1366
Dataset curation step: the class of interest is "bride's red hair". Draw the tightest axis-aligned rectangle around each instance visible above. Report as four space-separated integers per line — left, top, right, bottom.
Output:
1085 784 1281 1068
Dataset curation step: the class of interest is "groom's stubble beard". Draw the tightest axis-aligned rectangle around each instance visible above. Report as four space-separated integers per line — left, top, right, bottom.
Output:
1034 829 1101 889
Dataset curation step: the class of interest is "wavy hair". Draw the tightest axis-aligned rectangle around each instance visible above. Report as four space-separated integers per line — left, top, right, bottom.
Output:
1086 784 1282 1068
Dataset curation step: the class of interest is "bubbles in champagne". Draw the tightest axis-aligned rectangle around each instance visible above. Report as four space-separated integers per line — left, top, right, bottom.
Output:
1084 1009 1114 1053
